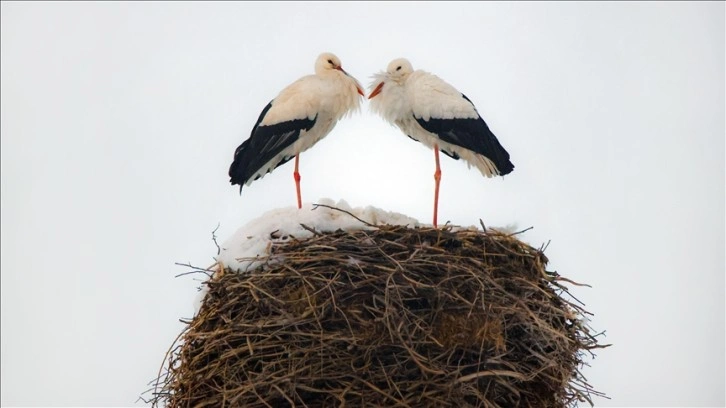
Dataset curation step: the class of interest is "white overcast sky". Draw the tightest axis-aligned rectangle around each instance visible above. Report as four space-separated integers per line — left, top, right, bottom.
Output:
1 2 724 407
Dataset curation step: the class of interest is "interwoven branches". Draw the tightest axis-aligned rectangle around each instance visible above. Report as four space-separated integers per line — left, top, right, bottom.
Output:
151 225 606 407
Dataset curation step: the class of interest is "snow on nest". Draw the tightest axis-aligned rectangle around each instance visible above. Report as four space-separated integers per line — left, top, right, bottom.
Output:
191 198 517 313
215 198 421 274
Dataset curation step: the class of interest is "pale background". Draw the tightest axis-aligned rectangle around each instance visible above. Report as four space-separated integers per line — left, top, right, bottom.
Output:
1 2 724 407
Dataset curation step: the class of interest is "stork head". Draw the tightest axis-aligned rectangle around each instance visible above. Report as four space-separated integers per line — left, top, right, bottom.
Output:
368 58 413 99
315 52 364 96
315 52 343 74
386 58 414 80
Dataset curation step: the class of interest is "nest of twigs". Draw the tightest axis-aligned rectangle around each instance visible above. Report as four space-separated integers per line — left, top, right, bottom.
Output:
150 223 606 407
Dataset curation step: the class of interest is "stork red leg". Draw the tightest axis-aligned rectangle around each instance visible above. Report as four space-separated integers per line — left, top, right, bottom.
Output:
433 144 441 228
294 154 302 209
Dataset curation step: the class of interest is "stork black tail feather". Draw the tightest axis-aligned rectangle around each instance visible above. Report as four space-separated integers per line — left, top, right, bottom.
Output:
477 117 514 176
228 100 314 194
229 140 251 194
229 102 275 194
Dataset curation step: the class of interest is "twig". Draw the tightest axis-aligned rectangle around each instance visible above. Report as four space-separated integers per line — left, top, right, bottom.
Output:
211 222 221 255
299 223 322 236
174 262 214 278
508 226 534 236
555 276 593 288
312 203 376 227
541 239 552 253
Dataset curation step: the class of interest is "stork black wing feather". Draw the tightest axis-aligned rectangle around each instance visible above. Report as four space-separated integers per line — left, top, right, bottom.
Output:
414 94 514 175
229 101 317 192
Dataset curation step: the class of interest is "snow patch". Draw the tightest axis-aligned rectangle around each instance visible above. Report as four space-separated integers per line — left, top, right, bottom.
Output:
216 198 420 274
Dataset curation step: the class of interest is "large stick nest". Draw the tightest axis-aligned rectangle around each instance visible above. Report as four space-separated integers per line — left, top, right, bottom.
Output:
151 223 606 407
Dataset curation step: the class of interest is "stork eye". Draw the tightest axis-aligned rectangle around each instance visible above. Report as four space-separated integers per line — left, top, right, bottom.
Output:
396 66 402 71
327 59 333 64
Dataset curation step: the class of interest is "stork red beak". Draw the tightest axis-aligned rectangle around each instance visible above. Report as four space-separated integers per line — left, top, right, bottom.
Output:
368 82 384 99
337 66 365 96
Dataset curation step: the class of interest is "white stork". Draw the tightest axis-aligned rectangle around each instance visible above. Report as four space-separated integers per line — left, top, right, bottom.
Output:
229 52 364 208
368 58 514 227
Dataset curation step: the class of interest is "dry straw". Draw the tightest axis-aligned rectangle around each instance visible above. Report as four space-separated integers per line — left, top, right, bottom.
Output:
150 213 607 407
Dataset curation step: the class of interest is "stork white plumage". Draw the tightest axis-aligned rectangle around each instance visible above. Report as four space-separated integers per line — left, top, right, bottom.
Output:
229 52 364 208
368 58 514 227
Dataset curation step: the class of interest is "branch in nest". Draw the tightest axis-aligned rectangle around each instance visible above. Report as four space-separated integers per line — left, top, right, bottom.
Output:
173 262 214 278
312 203 376 227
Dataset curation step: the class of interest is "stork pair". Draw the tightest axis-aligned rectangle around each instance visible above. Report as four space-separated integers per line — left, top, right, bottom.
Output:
228 53 514 227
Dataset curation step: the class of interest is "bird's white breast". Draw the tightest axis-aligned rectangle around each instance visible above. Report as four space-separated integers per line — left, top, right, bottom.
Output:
299 73 360 151
369 78 411 125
